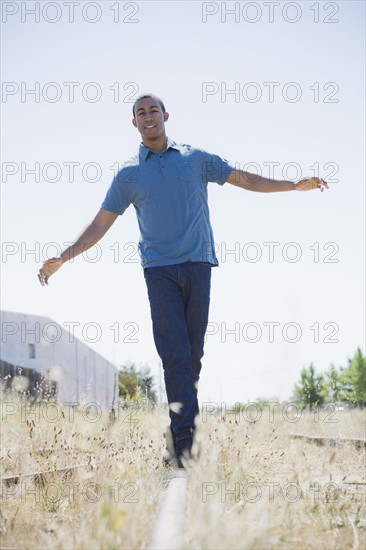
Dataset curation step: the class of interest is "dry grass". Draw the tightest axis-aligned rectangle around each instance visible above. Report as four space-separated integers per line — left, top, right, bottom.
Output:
186 407 365 549
1 392 365 549
0 393 167 549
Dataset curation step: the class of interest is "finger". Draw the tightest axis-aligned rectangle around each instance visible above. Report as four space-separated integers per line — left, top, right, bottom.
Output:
38 272 45 286
318 179 329 191
38 268 50 286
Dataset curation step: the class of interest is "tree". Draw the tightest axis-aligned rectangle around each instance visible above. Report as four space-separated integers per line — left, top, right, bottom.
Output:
325 363 346 403
293 363 327 409
118 364 139 400
138 364 157 403
118 363 157 403
340 348 366 407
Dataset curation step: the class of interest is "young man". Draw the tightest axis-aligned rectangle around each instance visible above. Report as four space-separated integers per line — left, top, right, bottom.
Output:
39 94 328 467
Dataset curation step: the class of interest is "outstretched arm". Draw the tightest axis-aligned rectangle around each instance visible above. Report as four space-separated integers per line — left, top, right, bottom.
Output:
226 169 329 192
38 208 118 286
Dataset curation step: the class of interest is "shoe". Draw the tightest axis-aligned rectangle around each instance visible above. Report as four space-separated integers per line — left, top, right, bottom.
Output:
163 426 193 469
163 426 198 469
175 437 193 468
163 425 176 467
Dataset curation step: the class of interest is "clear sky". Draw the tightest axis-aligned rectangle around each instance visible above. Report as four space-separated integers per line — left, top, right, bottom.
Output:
1 1 365 405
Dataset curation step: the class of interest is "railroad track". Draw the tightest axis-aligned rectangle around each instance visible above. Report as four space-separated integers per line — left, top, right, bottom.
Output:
147 468 188 550
290 434 366 450
0 463 88 486
1 434 364 548
1 461 189 549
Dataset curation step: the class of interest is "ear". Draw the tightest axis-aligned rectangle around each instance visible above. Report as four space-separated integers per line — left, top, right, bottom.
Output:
132 118 137 127
164 112 169 122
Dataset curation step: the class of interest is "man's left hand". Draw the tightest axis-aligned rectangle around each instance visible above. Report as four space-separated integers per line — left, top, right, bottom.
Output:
295 177 329 192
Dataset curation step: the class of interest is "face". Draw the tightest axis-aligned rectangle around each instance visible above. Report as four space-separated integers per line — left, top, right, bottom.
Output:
132 97 169 141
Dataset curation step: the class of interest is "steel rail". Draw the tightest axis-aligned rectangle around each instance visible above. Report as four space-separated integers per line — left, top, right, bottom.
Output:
0 463 88 486
147 469 188 550
290 434 366 450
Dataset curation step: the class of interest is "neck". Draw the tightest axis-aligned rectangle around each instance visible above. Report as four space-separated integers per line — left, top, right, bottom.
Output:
142 134 168 153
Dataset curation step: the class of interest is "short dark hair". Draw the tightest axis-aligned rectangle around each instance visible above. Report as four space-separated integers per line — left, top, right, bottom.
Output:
132 94 166 116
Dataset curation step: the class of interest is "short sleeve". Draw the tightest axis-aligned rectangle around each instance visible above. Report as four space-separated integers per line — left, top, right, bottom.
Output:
101 166 135 215
200 149 235 185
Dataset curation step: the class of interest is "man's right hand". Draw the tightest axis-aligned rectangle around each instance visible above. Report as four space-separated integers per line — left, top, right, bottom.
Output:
38 257 63 286
37 209 118 287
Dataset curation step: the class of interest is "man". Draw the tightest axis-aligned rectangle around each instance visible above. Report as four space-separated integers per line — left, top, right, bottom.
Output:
39 93 328 467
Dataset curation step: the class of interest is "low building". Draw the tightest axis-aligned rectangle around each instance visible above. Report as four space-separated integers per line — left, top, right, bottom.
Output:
0 310 119 410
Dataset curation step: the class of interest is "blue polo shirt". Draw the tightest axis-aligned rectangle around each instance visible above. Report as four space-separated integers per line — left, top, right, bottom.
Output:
101 138 235 268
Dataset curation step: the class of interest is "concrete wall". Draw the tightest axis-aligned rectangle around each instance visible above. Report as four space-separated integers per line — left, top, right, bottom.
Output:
0 310 119 409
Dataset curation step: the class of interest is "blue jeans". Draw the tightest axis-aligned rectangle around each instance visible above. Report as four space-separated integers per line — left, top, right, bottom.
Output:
144 261 212 450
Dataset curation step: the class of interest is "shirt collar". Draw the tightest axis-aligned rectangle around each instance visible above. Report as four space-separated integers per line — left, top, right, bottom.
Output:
139 138 180 161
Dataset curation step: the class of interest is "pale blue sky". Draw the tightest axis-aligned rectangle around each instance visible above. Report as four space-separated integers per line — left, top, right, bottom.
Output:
1 1 365 404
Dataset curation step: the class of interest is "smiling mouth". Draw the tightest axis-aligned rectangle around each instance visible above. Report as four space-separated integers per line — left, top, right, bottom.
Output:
144 124 156 129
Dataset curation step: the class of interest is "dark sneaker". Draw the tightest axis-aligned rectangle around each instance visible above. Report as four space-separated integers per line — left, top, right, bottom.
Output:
163 425 177 467
175 437 194 468
163 426 199 469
